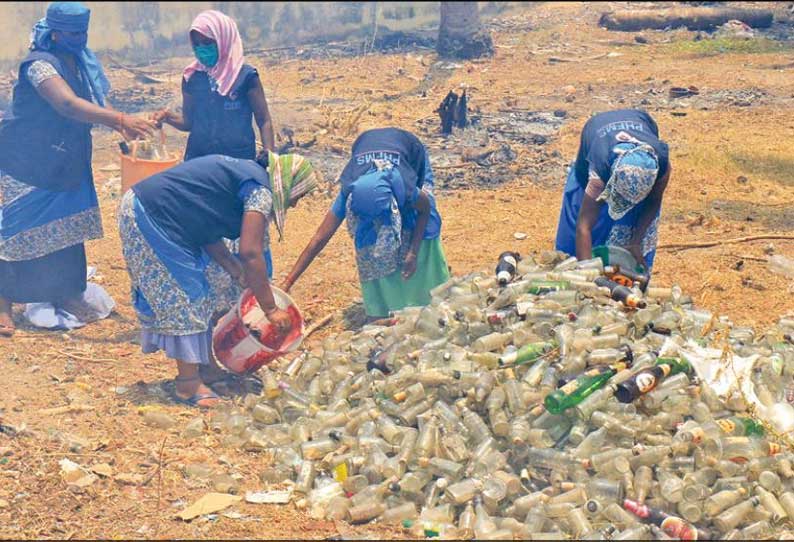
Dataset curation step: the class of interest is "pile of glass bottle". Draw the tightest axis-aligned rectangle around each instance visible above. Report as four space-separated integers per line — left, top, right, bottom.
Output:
195 250 794 540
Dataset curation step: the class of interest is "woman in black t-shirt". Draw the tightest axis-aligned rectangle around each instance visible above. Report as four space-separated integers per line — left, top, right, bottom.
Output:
118 153 315 408
554 109 671 271
152 10 275 160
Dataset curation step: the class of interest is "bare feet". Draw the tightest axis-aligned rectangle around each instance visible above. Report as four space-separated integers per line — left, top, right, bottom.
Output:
0 298 15 337
58 296 100 324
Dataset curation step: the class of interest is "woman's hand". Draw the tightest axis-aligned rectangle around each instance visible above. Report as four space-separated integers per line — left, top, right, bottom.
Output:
281 276 295 293
266 307 292 334
402 250 418 280
150 109 171 128
228 260 247 289
119 114 155 140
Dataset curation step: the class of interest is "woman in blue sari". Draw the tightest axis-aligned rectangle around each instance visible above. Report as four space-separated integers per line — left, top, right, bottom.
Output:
555 109 671 271
119 153 313 407
0 2 154 336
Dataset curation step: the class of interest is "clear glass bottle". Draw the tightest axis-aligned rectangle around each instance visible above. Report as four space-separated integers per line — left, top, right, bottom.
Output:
713 496 761 532
445 478 483 505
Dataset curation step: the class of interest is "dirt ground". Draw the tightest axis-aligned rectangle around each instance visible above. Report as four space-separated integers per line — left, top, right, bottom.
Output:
1 2 794 539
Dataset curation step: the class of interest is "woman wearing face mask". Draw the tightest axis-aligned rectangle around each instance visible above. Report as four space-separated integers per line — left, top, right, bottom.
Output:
153 10 275 161
0 1 153 338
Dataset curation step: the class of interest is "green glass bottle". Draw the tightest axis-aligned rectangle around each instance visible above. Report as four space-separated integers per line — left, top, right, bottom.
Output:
498 341 557 367
716 416 765 437
527 280 570 295
544 362 627 415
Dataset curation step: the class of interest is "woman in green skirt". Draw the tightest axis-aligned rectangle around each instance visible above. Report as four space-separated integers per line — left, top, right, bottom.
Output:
283 127 449 318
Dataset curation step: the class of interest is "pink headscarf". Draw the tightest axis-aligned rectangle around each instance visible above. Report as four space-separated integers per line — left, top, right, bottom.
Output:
183 10 245 97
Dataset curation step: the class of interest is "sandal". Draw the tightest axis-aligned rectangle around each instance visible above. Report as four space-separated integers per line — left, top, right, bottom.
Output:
171 376 221 408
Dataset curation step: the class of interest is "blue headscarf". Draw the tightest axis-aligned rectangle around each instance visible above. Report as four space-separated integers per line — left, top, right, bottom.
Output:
349 165 407 249
29 2 111 106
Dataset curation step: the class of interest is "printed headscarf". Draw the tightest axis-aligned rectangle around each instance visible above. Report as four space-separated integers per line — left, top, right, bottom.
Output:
348 161 407 250
267 152 318 241
597 136 659 220
30 2 111 106
183 10 245 97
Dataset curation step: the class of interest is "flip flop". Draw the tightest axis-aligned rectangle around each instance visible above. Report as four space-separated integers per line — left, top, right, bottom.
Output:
171 375 221 408
169 387 221 409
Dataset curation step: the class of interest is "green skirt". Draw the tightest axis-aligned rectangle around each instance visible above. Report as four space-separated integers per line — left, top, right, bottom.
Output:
360 238 450 318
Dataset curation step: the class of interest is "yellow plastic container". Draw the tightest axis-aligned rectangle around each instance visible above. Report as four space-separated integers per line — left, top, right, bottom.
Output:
120 131 179 193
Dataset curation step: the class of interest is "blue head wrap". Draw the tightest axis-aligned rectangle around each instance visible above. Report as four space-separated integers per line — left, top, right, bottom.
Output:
29 2 110 106
47 1 90 31
349 166 407 249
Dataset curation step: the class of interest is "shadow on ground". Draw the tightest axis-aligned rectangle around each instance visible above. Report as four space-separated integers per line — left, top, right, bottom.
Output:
730 151 794 188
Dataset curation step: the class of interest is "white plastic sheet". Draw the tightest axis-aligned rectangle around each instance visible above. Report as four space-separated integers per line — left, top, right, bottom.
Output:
23 267 115 330
676 338 794 435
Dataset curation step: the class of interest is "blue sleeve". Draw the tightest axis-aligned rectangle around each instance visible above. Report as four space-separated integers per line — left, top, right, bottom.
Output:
331 191 346 219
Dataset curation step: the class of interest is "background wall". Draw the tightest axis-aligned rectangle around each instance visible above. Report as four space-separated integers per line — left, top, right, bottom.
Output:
0 2 517 68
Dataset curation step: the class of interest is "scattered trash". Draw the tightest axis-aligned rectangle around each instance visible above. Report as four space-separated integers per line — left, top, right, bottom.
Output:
716 19 755 40
211 473 240 494
769 255 794 279
669 86 700 99
142 410 176 430
513 232 528 241
90 463 114 478
182 417 206 439
59 458 97 489
245 489 293 504
114 473 145 486
39 404 94 416
176 492 242 521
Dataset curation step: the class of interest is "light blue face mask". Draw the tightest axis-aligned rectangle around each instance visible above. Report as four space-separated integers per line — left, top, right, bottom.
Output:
193 43 219 67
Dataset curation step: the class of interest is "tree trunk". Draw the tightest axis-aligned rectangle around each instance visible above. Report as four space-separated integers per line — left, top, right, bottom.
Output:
600 7 773 32
437 2 493 59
